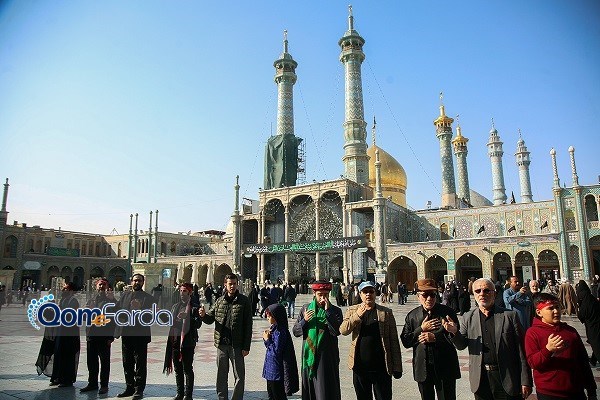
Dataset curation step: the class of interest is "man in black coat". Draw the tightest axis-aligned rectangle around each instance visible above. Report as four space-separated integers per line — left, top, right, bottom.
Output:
259 283 271 318
115 274 156 399
401 278 460 400
80 278 116 394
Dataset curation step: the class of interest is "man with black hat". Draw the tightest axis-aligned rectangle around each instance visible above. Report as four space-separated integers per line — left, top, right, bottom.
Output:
401 278 460 400
340 281 402 400
293 280 344 400
164 283 202 400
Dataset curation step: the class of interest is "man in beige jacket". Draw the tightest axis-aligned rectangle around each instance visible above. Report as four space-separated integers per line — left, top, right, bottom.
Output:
340 281 402 400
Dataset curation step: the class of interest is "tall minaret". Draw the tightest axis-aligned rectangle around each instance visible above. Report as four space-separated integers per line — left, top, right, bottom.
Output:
0 178 9 227
339 5 369 184
487 119 507 205
264 31 302 190
274 30 297 137
515 130 533 203
434 93 457 208
452 120 471 205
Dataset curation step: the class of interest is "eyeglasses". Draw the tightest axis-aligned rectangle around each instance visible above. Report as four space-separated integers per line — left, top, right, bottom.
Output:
361 289 375 294
419 292 437 299
474 288 493 294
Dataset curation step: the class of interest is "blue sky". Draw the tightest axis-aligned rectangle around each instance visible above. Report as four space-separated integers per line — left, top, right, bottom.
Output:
1 1 599 235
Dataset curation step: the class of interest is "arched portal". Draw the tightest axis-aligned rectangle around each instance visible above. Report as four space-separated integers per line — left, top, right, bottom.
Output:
197 264 209 287
90 267 104 279
47 266 60 287
425 255 447 286
514 251 535 282
182 264 193 283
328 255 343 281
108 267 127 286
61 266 73 283
214 264 232 286
387 256 417 289
73 267 84 288
455 253 483 286
538 250 560 282
493 252 512 283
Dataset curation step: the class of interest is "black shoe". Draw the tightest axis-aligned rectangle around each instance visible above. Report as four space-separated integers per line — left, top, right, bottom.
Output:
80 385 99 393
58 383 73 387
172 395 183 400
183 395 193 400
98 387 109 395
49 381 59 387
132 392 144 400
117 389 135 398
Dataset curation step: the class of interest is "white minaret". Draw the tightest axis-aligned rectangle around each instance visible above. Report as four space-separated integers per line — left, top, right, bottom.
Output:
339 5 369 184
515 130 533 203
487 119 507 205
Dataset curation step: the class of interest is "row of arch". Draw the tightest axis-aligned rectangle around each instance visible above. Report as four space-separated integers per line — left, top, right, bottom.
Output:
45 266 127 287
388 249 561 288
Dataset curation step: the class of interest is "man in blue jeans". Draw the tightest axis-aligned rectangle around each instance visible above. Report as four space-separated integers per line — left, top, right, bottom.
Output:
284 283 297 318
199 273 252 400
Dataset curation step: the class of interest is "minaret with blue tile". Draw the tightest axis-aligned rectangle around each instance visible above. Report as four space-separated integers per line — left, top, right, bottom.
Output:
434 94 457 208
487 120 507 205
339 5 369 184
515 130 533 203
452 122 471 205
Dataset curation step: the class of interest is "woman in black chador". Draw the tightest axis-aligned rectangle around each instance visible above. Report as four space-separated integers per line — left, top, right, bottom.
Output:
36 282 80 386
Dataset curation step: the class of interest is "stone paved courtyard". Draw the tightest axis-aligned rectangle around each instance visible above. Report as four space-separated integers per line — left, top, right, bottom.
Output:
0 294 598 400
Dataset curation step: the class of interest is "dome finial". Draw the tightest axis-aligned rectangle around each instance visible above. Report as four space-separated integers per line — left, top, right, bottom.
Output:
491 117 495 129
348 5 354 30
283 30 288 53
439 91 446 117
455 114 462 136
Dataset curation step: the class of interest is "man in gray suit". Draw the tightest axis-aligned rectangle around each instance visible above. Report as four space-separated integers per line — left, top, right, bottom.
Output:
443 278 532 400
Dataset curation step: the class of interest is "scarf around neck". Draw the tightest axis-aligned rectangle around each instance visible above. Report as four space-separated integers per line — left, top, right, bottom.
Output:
301 298 327 379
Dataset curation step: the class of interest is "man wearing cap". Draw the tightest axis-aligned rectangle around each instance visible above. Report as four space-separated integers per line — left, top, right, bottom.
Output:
340 281 402 400
444 278 532 400
400 278 460 400
80 278 116 394
164 283 202 400
293 279 344 400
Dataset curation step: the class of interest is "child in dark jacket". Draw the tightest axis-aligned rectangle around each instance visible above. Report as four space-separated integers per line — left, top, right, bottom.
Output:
263 303 293 400
524 292 597 400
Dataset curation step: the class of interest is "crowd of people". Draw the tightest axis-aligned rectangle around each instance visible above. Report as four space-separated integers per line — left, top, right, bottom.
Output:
30 272 600 400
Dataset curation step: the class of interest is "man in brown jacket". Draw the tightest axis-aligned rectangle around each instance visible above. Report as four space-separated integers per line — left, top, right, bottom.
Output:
340 281 402 400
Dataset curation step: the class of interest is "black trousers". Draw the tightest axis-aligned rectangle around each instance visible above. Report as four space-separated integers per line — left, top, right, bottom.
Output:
417 366 456 400
352 370 392 400
474 369 520 400
173 347 195 396
122 338 148 393
87 338 111 387
266 380 287 400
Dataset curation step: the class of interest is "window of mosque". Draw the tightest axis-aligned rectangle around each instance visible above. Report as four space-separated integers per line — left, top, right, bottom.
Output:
585 195 598 222
3 236 17 258
569 245 580 269
565 198 573 207
564 210 577 231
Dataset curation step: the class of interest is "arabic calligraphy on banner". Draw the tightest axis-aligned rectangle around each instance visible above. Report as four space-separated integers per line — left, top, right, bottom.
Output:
243 236 366 255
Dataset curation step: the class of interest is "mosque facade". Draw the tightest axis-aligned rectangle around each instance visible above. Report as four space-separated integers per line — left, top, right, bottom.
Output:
236 7 600 288
1 7 599 291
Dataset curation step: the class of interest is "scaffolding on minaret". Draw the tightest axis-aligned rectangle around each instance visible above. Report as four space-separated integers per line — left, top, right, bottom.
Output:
297 138 306 184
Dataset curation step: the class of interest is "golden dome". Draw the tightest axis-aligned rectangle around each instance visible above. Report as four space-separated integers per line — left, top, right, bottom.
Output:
368 144 408 207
